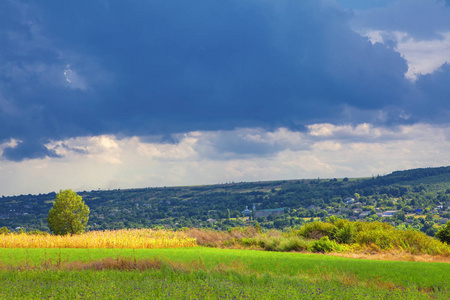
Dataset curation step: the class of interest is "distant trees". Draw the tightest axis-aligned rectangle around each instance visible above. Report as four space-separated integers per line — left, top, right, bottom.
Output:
47 190 90 235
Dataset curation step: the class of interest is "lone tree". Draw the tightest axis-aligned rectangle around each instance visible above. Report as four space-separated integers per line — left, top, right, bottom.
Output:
47 189 90 235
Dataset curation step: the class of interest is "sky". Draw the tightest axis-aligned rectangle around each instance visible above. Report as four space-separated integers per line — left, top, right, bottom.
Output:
1 0 450 196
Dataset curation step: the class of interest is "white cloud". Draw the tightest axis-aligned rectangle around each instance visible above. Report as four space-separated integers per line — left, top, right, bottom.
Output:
363 30 450 80
48 135 123 164
2 123 450 196
137 135 198 161
350 0 450 80
397 31 450 80
0 139 20 159
308 123 383 139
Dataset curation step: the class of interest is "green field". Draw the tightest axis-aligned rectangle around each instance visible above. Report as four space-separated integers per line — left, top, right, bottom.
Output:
1 247 448 299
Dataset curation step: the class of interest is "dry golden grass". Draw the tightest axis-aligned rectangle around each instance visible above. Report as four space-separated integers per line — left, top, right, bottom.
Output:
184 227 281 248
0 229 197 249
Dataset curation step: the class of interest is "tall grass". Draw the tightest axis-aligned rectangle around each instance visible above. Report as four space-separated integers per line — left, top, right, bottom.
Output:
0 229 196 249
185 227 312 252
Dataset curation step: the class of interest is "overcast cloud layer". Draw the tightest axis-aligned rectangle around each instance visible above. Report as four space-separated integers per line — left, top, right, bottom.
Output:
1 0 450 195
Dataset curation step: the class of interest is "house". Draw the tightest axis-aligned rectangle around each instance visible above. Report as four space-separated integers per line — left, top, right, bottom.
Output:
382 210 397 217
344 197 355 204
414 208 423 214
439 218 449 224
434 205 443 211
353 208 363 214
358 211 371 219
307 205 318 210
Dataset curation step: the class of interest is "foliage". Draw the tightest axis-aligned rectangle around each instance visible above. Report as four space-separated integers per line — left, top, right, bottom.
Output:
436 221 450 244
333 222 356 244
1 165 450 235
47 190 90 235
351 221 449 255
296 221 335 239
310 236 339 253
0 226 10 234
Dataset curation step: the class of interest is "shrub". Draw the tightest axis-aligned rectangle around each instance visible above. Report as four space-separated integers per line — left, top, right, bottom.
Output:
0 227 10 235
276 236 310 252
297 222 335 239
351 221 450 255
259 237 279 251
333 223 356 244
354 222 397 250
310 236 338 253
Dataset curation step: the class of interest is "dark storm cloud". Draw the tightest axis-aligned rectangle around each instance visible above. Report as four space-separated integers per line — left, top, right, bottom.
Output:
413 63 450 121
2 139 60 161
0 0 446 161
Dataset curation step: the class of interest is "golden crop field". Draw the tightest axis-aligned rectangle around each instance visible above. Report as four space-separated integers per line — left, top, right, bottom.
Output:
0 229 197 249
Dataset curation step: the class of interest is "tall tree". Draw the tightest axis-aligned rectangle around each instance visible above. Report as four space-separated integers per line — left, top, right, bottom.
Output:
47 190 90 235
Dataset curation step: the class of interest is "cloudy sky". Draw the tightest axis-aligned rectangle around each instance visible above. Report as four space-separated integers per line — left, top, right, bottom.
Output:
1 0 450 196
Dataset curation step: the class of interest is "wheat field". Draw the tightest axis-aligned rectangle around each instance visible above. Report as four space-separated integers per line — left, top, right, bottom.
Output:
0 229 197 249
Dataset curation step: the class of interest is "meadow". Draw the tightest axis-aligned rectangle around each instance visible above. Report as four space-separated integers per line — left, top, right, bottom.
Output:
0 228 449 299
1 247 449 299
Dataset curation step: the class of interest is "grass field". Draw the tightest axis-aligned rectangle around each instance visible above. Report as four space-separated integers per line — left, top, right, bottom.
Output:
0 228 449 299
1 247 449 299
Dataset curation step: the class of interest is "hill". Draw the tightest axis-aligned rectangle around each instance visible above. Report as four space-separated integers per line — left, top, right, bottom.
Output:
1 166 450 235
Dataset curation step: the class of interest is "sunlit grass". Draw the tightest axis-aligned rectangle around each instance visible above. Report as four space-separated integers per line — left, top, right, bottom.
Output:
0 229 196 249
0 247 449 299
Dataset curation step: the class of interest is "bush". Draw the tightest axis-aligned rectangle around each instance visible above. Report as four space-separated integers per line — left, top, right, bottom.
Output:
328 218 356 244
310 236 338 253
276 236 310 252
259 237 279 251
333 223 355 244
352 221 450 255
296 222 335 239
354 222 397 250
0 227 10 234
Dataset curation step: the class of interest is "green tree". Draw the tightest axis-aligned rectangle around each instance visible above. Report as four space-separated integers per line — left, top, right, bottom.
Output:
47 190 90 235
436 221 450 244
